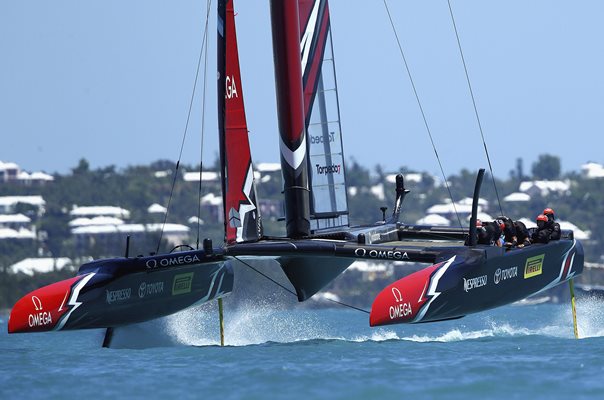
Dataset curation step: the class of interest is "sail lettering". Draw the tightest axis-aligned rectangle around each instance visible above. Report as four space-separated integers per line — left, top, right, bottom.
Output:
310 132 335 144
225 75 238 99
315 164 341 175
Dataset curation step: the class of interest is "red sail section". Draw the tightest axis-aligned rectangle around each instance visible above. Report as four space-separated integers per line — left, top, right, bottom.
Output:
298 0 331 123
219 0 262 244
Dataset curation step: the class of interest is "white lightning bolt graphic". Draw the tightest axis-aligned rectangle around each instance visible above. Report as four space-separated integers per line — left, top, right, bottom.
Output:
413 256 456 323
54 272 96 331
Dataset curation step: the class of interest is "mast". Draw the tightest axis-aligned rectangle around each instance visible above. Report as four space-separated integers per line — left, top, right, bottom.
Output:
270 0 311 238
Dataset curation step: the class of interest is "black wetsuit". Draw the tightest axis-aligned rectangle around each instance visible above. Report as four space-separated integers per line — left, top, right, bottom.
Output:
547 220 561 241
513 220 530 245
478 221 502 245
499 217 517 246
531 222 552 244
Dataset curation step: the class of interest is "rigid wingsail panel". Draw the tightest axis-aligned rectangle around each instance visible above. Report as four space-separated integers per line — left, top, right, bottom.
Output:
298 0 349 232
218 0 263 244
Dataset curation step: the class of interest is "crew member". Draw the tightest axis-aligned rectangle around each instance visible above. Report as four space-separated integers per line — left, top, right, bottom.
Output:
498 216 518 248
531 214 552 244
513 220 531 248
477 219 502 246
543 208 561 241
475 220 488 245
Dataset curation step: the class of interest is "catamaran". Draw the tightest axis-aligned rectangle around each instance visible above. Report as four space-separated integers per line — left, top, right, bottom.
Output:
8 0 583 342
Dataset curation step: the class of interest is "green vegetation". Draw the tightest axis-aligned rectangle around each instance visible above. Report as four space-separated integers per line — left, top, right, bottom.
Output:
0 154 602 309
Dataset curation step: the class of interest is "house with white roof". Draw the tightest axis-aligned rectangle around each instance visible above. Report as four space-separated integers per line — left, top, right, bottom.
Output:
71 223 191 253
0 227 36 240
9 257 73 275
416 214 450 226
0 161 54 184
0 213 31 230
581 162 604 179
458 197 489 208
69 206 131 219
503 192 531 202
183 171 220 182
68 216 125 227
256 163 281 173
0 212 37 241
518 180 570 197
147 203 168 214
0 195 46 215
16 171 54 184
0 161 19 181
200 193 223 223
426 200 478 217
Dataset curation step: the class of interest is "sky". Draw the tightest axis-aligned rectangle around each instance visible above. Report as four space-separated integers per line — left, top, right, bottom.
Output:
1 0 604 178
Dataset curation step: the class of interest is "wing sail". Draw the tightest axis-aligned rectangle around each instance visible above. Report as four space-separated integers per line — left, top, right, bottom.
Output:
298 0 349 232
218 0 263 244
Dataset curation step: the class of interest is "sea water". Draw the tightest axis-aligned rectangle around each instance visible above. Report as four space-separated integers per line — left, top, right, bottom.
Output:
1 297 603 400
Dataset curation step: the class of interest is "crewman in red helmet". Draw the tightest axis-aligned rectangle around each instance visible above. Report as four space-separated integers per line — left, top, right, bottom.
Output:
531 214 552 244
543 208 561 241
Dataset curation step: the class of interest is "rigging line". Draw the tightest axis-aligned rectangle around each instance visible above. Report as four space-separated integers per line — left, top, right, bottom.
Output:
157 0 213 253
383 0 464 230
196 0 212 249
324 297 370 314
233 256 297 296
234 256 370 314
446 0 505 217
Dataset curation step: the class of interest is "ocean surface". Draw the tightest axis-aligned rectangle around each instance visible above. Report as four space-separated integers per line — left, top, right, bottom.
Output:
1 296 603 400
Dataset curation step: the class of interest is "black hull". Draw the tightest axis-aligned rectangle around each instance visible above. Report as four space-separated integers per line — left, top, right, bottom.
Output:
370 239 584 326
9 250 233 333
66 262 232 330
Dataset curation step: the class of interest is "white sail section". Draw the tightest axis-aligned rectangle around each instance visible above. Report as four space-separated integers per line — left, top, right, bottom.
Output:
307 30 349 232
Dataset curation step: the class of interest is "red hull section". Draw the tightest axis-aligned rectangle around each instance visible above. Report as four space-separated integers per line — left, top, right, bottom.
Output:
8 275 91 333
369 261 450 327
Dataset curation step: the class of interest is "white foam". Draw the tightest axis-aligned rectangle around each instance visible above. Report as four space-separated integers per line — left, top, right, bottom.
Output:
350 329 400 343
397 322 533 343
165 298 333 347
127 296 604 348
556 295 604 339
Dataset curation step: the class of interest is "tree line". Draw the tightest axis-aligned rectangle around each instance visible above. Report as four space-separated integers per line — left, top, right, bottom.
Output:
0 154 601 309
